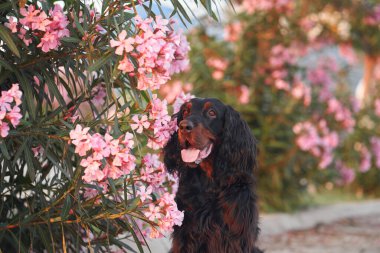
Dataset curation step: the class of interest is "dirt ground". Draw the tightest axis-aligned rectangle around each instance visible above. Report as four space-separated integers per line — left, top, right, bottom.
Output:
257 214 380 253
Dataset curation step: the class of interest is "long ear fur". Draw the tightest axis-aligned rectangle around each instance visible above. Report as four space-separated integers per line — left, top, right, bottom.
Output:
214 106 257 176
163 110 184 174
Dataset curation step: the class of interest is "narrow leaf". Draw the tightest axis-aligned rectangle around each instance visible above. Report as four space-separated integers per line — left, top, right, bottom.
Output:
61 195 72 221
0 25 20 58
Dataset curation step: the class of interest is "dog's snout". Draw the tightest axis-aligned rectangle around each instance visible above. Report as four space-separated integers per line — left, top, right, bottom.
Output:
179 120 194 133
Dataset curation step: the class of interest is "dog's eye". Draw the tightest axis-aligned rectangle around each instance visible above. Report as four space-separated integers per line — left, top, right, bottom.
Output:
208 109 216 118
183 109 190 117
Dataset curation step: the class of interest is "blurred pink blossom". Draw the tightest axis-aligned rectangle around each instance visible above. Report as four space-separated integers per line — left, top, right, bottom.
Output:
371 137 380 168
338 43 358 65
359 145 372 173
374 99 380 117
238 85 250 104
224 22 243 42
336 160 356 185
293 120 339 169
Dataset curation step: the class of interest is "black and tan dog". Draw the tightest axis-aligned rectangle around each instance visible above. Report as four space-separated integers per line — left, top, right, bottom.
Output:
164 98 263 253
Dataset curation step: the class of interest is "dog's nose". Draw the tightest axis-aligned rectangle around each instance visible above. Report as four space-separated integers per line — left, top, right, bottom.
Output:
179 120 194 133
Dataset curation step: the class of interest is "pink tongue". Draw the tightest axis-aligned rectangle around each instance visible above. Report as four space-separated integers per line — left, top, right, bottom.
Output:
181 149 200 163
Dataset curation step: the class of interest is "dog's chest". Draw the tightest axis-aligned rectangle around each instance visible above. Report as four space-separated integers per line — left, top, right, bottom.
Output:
176 168 219 212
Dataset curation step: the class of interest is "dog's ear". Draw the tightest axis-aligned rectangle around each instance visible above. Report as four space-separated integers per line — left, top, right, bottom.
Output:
163 105 185 174
215 106 257 174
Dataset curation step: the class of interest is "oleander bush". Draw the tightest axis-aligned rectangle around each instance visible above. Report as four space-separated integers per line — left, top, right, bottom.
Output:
0 0 219 252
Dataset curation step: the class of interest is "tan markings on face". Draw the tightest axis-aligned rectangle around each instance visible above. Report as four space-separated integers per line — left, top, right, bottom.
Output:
203 101 213 111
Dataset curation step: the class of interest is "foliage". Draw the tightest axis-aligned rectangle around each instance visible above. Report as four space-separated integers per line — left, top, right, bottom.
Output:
170 0 380 211
0 0 221 252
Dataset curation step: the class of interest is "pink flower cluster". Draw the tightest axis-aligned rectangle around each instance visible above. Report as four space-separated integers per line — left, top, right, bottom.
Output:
134 154 183 237
242 0 293 14
266 44 298 90
363 4 380 26
70 125 136 182
0 84 22 138
147 95 177 150
70 119 183 238
374 99 380 117
335 160 355 185
110 16 190 91
293 120 339 169
5 5 69 52
358 144 371 173
370 137 380 169
224 22 243 42
265 44 312 105
326 98 355 131
206 57 229 80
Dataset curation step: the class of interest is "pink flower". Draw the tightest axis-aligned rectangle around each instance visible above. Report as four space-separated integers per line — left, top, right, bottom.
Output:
81 156 105 182
131 115 150 133
38 31 60 52
30 11 51 32
224 22 243 42
371 137 380 168
70 125 91 156
144 204 162 221
338 43 357 65
274 79 290 90
110 30 135 55
18 28 32 46
19 5 40 27
91 85 106 106
118 56 134 73
143 153 161 168
137 185 153 202
9 84 22 105
0 84 23 137
32 145 45 158
336 160 355 185
374 99 380 117
359 145 372 173
5 17 18 33
6 106 22 127
0 121 10 138
70 125 90 143
238 85 250 104
122 132 135 149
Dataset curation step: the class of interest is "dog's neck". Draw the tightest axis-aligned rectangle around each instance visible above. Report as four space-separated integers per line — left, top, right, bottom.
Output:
199 158 214 178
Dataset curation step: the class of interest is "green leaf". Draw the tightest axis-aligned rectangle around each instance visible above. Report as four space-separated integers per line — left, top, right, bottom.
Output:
61 37 82 43
0 141 10 160
124 219 145 253
15 72 36 120
42 69 67 108
61 195 72 221
0 25 20 58
88 53 113 73
0 58 16 72
24 145 36 182
72 10 85 35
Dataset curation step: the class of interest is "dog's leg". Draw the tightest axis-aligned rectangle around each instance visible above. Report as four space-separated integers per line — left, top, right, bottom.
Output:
218 173 260 252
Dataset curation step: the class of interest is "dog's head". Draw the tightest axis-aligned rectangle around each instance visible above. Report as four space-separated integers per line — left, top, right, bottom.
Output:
176 98 225 167
164 97 256 176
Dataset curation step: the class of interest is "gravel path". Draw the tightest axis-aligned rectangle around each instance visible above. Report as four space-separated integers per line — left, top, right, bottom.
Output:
257 214 380 253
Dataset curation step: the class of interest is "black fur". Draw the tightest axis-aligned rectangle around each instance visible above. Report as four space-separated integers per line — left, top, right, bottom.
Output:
164 98 263 253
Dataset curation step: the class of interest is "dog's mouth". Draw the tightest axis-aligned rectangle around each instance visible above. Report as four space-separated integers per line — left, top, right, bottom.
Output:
181 142 213 165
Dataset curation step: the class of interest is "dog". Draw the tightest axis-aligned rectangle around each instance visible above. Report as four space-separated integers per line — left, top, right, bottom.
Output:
164 98 263 253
